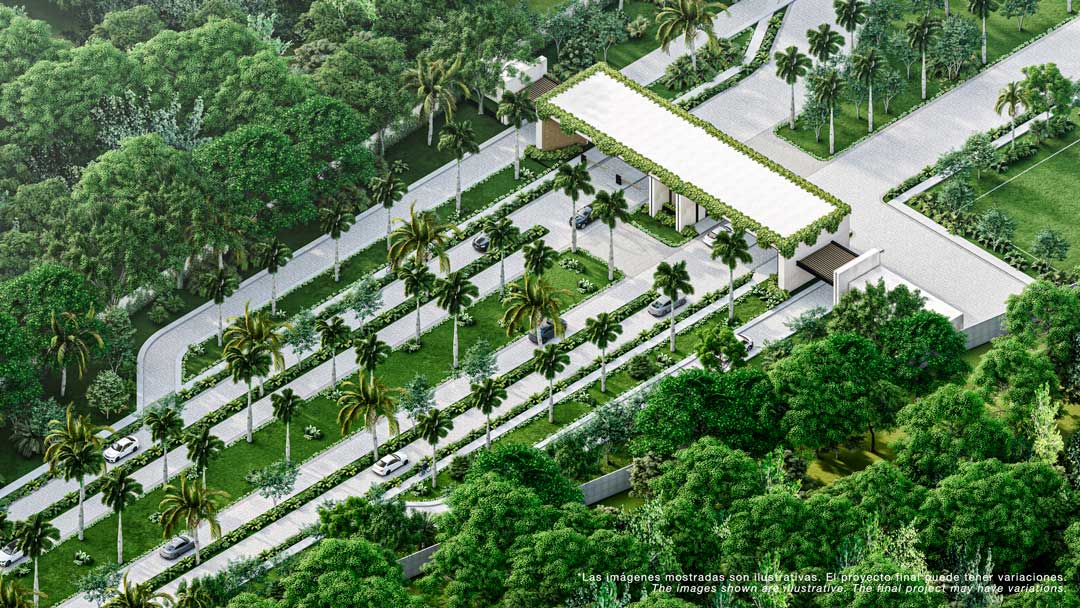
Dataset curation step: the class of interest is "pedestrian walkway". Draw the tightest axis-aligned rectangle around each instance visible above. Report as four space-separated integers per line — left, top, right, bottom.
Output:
673 11 774 104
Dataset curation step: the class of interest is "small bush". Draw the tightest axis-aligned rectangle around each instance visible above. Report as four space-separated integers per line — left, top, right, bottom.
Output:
577 278 598 294
458 311 476 327
148 511 163 525
13 565 29 578
73 551 93 567
403 339 422 353
303 425 323 441
627 14 649 39
163 293 186 314
679 226 698 238
148 303 170 325
626 354 657 380
559 257 586 273
448 454 471 481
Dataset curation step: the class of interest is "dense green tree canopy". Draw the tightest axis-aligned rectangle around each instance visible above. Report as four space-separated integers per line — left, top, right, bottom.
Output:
92 6 165 50
880 310 969 394
0 8 70 86
316 490 431 555
818 553 948 608
207 50 314 133
278 538 415 608
465 443 583 507
823 461 926 530
0 311 42 418
971 336 1059 406
1005 281 1080 373
828 279 926 344
0 263 99 351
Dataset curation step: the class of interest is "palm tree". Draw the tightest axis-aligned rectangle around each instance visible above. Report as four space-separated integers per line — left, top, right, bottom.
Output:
653 261 694 352
104 574 172 608
534 344 570 423
337 371 401 461
969 0 999 64
174 578 210 608
184 426 224 488
254 238 292 315
434 272 479 369
813 67 844 155
470 378 507 450
142 404 183 485
388 203 456 273
353 332 391 374
655 0 728 71
586 313 624 393
101 469 143 564
833 0 868 51
270 388 303 463
995 81 1029 147
0 576 35 608
315 316 350 386
402 55 468 146
13 514 58 608
484 216 520 295
319 197 356 283
711 228 753 322
399 260 437 343
496 91 536 180
159 477 227 565
775 46 812 130
225 303 289 387
369 172 407 252
437 121 480 215
852 48 883 132
44 409 106 541
906 15 941 100
224 342 270 443
194 265 239 347
46 309 103 398
501 275 568 345
806 23 845 63
591 190 630 282
523 239 558 279
553 162 595 253
416 409 453 489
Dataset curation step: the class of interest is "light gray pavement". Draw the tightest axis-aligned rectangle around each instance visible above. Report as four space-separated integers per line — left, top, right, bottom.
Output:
674 13 774 103
621 0 798 85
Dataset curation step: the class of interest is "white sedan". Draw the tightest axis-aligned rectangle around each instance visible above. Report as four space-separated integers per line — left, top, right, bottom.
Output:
103 436 140 463
372 452 409 476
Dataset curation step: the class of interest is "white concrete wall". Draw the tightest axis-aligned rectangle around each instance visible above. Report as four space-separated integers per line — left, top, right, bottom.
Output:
648 175 671 215
833 248 883 305
777 215 851 291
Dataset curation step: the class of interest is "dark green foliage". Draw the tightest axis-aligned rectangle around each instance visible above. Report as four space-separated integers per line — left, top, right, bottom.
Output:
466 443 583 507
92 6 164 50
0 312 42 418
0 263 100 352
880 309 969 394
971 336 1059 407
1005 280 1080 373
828 278 926 344
823 461 926 530
278 538 415 608
316 489 434 555
817 553 949 608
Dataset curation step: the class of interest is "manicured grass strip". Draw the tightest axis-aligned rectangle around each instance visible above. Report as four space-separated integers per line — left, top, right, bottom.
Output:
605 1 663 70
384 103 509 185
629 205 694 247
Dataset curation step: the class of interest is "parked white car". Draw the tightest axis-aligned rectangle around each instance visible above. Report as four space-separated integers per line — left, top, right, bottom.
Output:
0 541 24 567
103 436 140 463
372 452 409 476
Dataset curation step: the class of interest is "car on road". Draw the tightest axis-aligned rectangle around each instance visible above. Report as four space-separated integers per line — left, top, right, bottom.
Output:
720 334 756 371
472 234 490 253
569 206 594 229
103 436 139 463
527 319 558 344
373 452 409 476
159 535 195 560
703 220 733 246
648 295 687 317
0 542 23 567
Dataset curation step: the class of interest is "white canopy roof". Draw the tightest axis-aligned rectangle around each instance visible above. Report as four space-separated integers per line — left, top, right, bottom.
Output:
544 70 837 238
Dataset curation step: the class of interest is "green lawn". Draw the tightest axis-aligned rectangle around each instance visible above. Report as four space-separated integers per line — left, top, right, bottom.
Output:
778 1 1074 158
595 489 646 512
525 0 570 15
493 400 593 448
384 102 509 185
605 1 663 70
628 205 693 246
648 27 754 99
805 429 903 486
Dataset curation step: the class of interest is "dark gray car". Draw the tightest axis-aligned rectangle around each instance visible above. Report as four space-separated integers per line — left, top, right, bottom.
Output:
569 206 593 229
159 535 195 560
527 319 557 344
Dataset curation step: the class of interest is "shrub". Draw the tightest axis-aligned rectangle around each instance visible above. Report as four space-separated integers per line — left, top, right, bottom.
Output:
577 278 597 294
559 257 586 273
148 511 163 525
629 453 663 498
403 339 422 353
448 454 471 481
86 370 130 418
458 311 476 327
73 551 93 567
148 303 170 325
163 293 186 314
303 425 323 441
627 14 649 39
13 565 29 578
680 226 698 238
626 354 657 380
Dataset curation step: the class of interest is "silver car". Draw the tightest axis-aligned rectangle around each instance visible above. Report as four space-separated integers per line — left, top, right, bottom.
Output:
159 535 195 560
648 295 687 317
103 436 139 463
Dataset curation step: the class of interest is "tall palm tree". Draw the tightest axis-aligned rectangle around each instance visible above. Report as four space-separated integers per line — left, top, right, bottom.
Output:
534 344 569 423
906 15 941 100
388 203 456 273
225 303 289 387
142 404 183 485
0 576 35 608
159 477 227 566
434 272 479 369
13 515 58 608
501 275 568 345
968 0 999 64
104 574 172 608
369 172 407 252
254 238 292 315
44 409 106 541
353 332 391 374
270 388 303 463
46 309 103 398
496 91 536 180
315 316 350 386
402 55 468 146
337 371 401 461
553 162 595 253
184 426 224 488
775 46 812 130
470 378 507 450
522 239 558 279
591 190 630 282
813 67 845 155
223 343 270 443
319 196 356 283
806 23 845 64
586 313 624 393
852 48 883 132
655 0 729 71
399 260 437 343
416 408 453 489
484 216 520 295
711 228 753 322
437 121 480 215
995 81 1029 147
833 0 868 51
653 261 694 352
101 469 143 564
174 578 210 608
194 265 239 347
